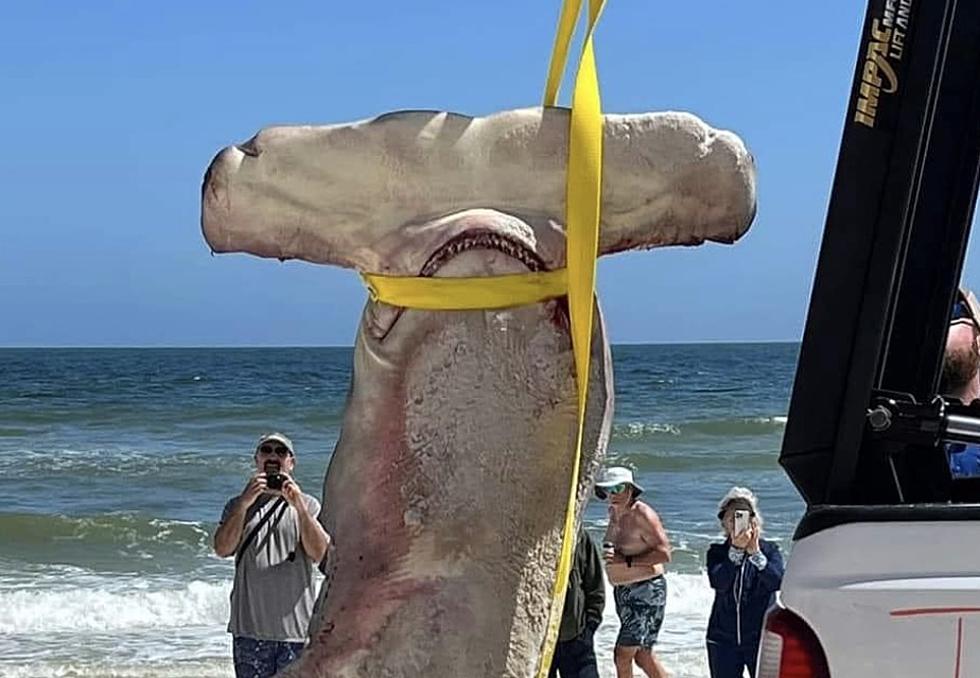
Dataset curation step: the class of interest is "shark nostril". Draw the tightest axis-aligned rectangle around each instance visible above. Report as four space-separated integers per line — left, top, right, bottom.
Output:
236 137 261 158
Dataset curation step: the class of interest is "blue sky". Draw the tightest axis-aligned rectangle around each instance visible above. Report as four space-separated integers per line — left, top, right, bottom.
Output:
2 2 977 346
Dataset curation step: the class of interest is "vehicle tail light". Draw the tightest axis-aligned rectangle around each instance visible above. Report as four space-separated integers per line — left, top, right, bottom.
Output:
757 607 831 678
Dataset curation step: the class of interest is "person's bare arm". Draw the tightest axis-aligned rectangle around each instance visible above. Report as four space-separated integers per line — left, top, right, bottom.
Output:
214 473 266 557
283 478 331 563
602 508 616 546
214 499 248 558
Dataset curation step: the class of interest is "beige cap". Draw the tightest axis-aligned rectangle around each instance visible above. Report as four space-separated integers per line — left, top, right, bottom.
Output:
255 432 294 456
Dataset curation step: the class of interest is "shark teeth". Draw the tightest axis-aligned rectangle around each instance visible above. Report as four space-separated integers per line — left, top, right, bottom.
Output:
419 230 546 277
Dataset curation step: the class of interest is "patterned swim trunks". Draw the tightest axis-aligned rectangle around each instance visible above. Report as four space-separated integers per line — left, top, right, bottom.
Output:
232 636 305 678
613 575 667 648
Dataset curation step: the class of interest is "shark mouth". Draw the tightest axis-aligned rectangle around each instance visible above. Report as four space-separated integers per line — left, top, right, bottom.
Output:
418 229 548 276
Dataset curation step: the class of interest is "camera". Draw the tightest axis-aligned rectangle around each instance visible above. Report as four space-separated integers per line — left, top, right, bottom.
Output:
264 460 285 491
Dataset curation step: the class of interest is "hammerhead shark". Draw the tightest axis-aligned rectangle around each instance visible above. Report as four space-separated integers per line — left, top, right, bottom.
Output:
201 106 756 677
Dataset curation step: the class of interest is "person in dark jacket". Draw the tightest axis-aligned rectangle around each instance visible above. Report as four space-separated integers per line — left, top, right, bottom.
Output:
549 525 606 678
705 487 784 678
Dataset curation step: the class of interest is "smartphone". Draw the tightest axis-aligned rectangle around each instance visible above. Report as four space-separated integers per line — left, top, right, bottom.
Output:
733 509 750 536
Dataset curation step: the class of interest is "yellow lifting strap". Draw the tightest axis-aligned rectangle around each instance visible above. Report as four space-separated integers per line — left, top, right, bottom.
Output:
361 0 605 674
535 0 604 674
363 269 569 311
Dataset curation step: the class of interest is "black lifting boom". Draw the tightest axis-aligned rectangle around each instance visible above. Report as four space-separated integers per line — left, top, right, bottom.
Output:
780 0 980 506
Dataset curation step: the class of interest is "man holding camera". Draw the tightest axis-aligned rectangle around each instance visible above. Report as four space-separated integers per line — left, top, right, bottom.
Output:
214 433 331 678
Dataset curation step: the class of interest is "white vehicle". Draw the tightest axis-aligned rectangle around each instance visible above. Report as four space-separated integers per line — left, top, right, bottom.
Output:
757 1 980 677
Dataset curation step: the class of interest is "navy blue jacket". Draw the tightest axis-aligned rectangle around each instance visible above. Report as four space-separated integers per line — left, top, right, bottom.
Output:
706 538 784 647
948 442 980 477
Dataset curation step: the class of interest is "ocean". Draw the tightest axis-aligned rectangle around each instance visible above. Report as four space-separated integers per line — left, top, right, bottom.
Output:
0 344 805 678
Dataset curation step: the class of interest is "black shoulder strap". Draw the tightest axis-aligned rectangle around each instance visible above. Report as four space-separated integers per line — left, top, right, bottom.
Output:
235 497 287 567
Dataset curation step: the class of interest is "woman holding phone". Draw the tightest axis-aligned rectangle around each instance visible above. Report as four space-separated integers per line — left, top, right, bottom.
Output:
705 487 784 678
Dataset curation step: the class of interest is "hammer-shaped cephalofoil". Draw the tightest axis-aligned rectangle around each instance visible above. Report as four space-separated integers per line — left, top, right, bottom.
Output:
202 107 755 271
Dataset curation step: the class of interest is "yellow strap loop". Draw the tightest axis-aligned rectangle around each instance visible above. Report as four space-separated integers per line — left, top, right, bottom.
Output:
362 269 568 311
361 0 605 674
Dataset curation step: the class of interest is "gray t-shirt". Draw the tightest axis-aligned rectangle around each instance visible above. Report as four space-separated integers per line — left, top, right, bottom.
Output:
221 492 322 642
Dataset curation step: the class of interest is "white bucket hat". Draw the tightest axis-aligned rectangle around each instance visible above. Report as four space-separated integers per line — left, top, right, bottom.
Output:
594 466 644 499
716 486 763 526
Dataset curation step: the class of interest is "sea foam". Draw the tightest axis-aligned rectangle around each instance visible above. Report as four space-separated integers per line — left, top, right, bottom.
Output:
0 580 229 634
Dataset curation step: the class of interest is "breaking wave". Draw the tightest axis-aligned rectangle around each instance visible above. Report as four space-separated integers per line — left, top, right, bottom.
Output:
0 579 229 634
612 416 787 441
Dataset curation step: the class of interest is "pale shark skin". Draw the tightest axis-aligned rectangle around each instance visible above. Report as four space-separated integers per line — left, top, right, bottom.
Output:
201 107 756 677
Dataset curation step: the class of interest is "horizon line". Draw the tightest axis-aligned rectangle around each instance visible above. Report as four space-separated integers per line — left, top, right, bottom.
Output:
0 339 802 350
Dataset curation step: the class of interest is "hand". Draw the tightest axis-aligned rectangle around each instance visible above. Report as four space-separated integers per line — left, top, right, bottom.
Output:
601 541 615 563
603 549 625 566
731 527 751 550
240 472 267 505
281 475 304 508
746 525 761 555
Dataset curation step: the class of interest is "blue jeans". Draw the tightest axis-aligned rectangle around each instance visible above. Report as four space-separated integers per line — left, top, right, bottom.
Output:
232 636 305 678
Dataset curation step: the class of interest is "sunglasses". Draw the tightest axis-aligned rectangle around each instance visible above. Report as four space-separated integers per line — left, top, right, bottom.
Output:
594 483 629 500
952 297 980 329
258 444 291 458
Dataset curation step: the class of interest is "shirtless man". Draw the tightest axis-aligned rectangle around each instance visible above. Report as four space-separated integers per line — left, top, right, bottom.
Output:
596 467 672 678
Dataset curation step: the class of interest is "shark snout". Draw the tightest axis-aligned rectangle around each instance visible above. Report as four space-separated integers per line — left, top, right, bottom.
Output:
201 146 246 252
